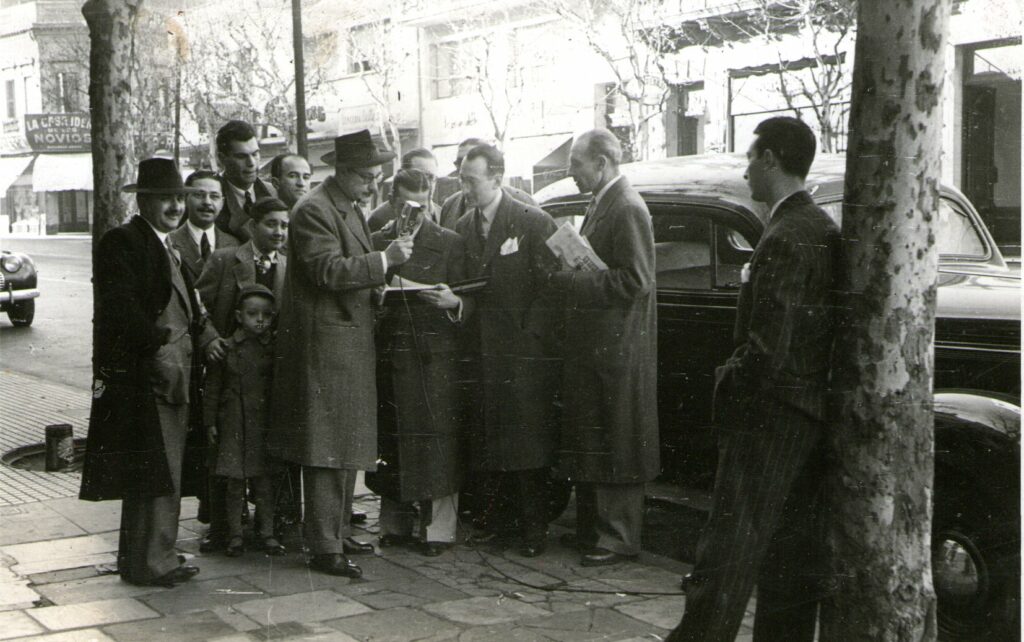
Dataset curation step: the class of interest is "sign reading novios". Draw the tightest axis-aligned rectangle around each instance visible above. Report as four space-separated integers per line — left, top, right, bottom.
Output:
24 113 92 152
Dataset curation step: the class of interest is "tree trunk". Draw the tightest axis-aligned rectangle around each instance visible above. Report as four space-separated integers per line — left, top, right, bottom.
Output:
83 0 140 251
822 1 949 640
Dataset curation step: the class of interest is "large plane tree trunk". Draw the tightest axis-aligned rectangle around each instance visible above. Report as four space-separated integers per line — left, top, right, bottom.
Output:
822 0 950 639
83 0 140 250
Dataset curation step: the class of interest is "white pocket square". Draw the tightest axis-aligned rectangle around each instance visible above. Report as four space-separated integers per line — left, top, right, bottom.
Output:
500 237 519 256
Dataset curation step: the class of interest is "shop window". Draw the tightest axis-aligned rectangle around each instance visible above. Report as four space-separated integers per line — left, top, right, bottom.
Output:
5 79 15 119
430 41 476 100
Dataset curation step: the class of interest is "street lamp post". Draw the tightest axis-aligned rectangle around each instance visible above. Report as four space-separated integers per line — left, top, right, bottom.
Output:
291 0 307 157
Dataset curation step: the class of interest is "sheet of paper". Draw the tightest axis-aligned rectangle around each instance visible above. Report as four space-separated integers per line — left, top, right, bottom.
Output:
380 275 437 304
545 221 608 272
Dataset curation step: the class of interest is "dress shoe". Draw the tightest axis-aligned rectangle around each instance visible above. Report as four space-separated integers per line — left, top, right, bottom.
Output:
350 511 368 525
519 540 546 558
419 541 449 557
199 533 225 553
262 537 286 556
580 547 637 567
130 564 200 588
309 553 362 578
379 533 417 548
342 537 374 555
225 537 245 557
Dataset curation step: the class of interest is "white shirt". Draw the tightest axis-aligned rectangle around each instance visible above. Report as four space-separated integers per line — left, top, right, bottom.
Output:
591 174 623 210
186 220 216 252
226 179 256 207
141 217 169 245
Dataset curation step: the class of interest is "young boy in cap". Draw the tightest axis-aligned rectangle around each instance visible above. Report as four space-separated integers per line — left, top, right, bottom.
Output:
203 284 284 556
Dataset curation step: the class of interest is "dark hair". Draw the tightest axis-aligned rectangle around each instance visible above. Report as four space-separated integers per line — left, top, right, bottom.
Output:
216 120 257 155
391 169 432 198
463 144 504 178
251 196 290 221
269 153 307 180
185 169 219 186
752 117 816 179
456 138 487 161
579 129 623 166
401 148 436 170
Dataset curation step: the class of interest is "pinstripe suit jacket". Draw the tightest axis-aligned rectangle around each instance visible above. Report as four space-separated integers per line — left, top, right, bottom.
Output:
714 190 839 423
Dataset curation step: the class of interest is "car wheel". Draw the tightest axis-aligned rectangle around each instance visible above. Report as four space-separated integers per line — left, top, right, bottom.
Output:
933 485 1019 641
7 299 34 327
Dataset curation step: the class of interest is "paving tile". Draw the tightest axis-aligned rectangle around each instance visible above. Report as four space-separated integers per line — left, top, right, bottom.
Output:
231 589 372 626
422 594 551 625
2 531 119 575
34 573 167 605
0 609 45 639
140 576 266 615
42 498 122 535
345 588 429 609
592 563 684 594
103 609 236 641
247 621 360 641
515 607 661 641
184 550 299 582
0 579 40 611
453 624 553 641
338 577 470 604
13 628 115 642
238 562 364 596
210 605 262 632
613 595 686 630
26 597 159 631
326 606 461 642
27 566 104 586
0 504 85 546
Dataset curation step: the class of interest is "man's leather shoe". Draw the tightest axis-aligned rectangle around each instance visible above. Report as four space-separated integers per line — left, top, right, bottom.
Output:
309 554 362 578
419 541 449 557
519 540 546 558
199 533 224 553
351 511 368 525
580 548 637 567
379 533 416 548
342 537 374 555
145 564 200 588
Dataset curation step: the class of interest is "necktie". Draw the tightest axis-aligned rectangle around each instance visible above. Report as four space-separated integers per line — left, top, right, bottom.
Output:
200 231 211 260
165 237 181 268
475 208 488 241
581 197 597 231
244 191 253 216
256 255 272 275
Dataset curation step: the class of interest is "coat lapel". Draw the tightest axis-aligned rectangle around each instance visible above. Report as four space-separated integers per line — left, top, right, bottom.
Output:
324 177 371 252
480 196 511 271
273 254 287 300
233 242 257 288
581 176 628 238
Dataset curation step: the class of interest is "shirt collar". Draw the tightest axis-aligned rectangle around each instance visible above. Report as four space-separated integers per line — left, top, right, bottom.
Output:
185 220 214 247
591 174 623 208
768 188 805 220
479 188 503 222
226 178 256 204
254 248 279 263
141 217 169 245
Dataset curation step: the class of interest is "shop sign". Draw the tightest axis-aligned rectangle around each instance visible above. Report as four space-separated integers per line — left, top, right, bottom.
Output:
24 113 92 152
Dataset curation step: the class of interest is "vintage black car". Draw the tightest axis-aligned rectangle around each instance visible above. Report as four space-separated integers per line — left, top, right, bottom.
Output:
536 154 1020 640
0 249 38 327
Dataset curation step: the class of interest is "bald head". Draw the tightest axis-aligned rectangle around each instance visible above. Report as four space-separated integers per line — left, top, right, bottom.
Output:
569 128 623 195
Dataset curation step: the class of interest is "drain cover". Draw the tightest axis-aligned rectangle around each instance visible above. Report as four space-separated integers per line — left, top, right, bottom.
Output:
2 440 87 473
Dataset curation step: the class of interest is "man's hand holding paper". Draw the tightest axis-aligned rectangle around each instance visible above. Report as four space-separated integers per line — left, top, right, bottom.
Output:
545 221 608 272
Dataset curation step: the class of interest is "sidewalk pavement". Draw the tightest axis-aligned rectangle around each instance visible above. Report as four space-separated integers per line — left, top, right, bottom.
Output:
0 369 759 641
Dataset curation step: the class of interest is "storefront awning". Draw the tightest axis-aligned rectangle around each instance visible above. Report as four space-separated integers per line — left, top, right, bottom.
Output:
532 137 573 193
0 155 33 194
33 153 93 192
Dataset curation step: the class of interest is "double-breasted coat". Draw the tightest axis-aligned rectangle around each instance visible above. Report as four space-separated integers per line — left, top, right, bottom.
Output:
456 193 561 472
80 216 213 501
365 218 467 502
168 224 239 284
203 330 275 479
267 177 386 470
552 176 660 484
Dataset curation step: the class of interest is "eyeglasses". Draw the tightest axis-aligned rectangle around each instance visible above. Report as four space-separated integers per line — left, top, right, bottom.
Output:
351 169 383 183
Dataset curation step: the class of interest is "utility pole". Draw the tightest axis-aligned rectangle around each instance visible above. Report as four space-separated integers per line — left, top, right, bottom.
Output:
291 0 307 157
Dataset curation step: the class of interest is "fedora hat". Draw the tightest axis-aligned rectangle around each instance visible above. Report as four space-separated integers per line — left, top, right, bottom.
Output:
122 157 200 194
320 130 396 168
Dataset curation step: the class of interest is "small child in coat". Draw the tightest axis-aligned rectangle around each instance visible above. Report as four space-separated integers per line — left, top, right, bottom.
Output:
203 284 284 557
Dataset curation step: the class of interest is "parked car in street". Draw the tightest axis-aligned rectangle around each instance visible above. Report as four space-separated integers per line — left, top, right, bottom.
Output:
536 153 1020 641
0 249 38 327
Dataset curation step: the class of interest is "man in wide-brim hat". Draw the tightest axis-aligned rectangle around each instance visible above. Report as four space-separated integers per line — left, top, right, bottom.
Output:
81 157 216 588
268 130 414 577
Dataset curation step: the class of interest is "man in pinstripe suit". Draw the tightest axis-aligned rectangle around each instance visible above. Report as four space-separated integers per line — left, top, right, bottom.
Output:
667 117 839 642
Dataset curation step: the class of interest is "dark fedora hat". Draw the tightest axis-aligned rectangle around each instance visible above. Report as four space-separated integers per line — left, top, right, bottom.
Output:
122 157 200 194
321 129 396 168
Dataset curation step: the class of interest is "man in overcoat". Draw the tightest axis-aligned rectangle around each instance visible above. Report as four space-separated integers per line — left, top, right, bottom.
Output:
169 170 240 284
366 168 467 556
549 128 659 567
420 144 560 558
80 157 216 587
268 130 413 577
214 120 277 242
667 117 839 641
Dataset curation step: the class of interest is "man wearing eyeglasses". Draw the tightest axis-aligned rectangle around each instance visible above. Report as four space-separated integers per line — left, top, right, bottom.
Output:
269 130 414 578
369 148 441 232
170 170 239 285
